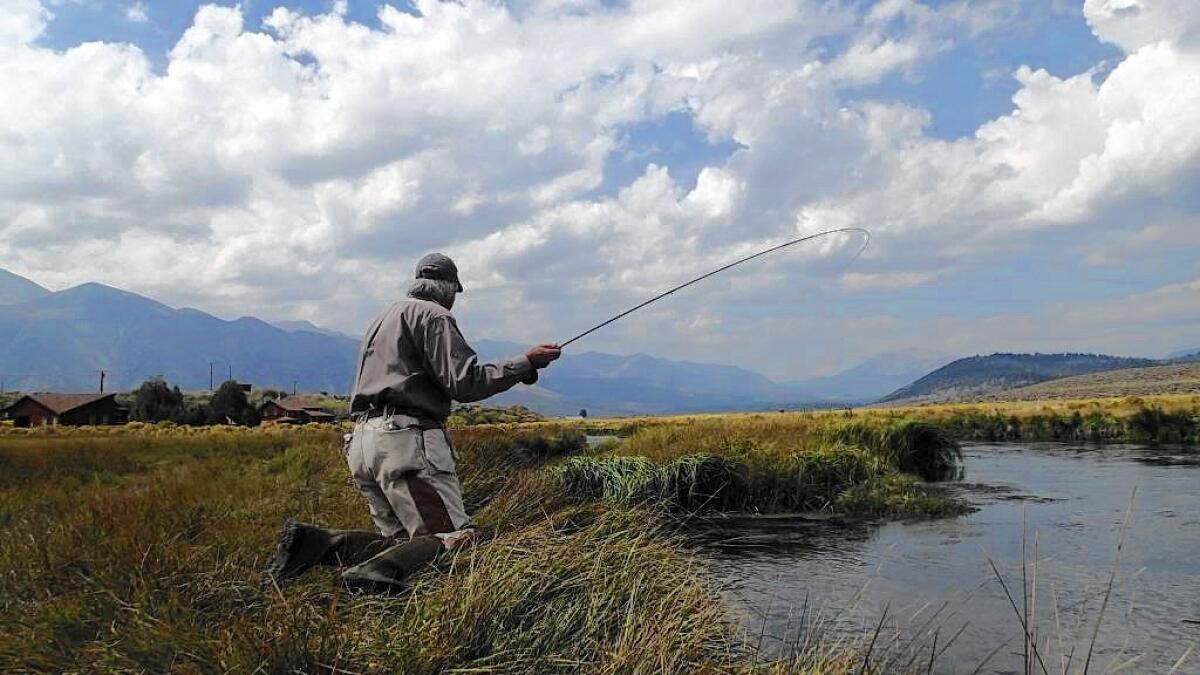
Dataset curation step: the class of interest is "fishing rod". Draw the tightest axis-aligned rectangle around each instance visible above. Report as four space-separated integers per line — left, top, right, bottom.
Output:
559 227 871 348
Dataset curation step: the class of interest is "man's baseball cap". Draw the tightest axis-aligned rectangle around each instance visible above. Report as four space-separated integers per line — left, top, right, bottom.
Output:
415 252 464 292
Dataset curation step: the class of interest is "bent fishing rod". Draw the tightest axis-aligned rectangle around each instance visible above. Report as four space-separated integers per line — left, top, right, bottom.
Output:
559 227 871 348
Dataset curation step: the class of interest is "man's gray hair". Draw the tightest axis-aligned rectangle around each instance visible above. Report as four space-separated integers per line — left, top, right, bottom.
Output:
408 277 458 309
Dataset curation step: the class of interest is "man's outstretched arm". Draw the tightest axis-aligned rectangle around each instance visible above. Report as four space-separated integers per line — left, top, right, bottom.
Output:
423 317 560 403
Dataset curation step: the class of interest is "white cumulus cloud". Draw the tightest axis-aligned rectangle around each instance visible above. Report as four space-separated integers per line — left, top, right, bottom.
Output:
0 0 1197 378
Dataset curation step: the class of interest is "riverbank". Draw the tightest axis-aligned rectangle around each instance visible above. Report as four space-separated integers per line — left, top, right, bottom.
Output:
0 415 966 672
882 394 1200 444
561 393 1200 446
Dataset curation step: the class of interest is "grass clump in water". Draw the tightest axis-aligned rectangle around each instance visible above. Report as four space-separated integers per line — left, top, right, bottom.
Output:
556 418 965 518
826 419 962 481
557 454 745 511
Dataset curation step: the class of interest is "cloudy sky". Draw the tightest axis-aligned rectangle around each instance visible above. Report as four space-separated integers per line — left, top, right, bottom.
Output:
2 0 1198 379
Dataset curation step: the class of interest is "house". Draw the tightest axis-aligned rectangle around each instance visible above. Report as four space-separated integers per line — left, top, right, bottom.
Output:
259 398 338 425
3 393 129 427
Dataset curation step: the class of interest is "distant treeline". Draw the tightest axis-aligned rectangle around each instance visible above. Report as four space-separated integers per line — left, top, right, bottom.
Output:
936 404 1199 445
122 377 261 426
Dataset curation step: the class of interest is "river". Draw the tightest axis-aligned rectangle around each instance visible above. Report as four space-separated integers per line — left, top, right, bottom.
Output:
704 443 1200 674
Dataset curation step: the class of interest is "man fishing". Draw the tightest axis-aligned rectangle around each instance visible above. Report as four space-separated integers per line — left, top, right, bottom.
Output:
266 253 561 592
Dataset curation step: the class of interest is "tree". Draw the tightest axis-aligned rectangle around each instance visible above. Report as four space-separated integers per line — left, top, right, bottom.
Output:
208 380 259 426
131 377 185 422
175 403 210 427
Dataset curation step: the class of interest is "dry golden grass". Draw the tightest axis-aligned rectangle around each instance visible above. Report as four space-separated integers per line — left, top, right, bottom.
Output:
0 422 905 673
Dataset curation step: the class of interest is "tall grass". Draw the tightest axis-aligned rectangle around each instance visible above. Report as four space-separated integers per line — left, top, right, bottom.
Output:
826 420 961 481
862 395 1200 445
553 415 964 517
0 425 780 672
0 416 966 672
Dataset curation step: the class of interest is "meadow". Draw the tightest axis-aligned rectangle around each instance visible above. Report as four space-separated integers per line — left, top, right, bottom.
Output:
0 398 1187 673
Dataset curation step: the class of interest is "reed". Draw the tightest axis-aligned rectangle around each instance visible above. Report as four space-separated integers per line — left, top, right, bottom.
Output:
825 419 962 481
552 415 965 517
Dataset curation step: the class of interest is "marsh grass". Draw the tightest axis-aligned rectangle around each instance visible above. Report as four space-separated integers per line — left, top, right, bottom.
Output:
825 420 962 481
860 395 1200 445
0 416 966 673
0 425 764 673
556 416 965 517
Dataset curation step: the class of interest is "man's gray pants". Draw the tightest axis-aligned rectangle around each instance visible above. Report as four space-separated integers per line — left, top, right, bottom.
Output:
345 414 472 542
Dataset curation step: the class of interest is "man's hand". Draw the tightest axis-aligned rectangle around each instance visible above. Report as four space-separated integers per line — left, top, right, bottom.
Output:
525 343 562 369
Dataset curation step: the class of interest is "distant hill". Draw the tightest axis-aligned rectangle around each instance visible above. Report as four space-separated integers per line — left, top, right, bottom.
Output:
473 340 793 415
472 342 959 415
1167 347 1200 360
0 269 50 306
778 348 956 403
879 353 1159 404
975 363 1200 402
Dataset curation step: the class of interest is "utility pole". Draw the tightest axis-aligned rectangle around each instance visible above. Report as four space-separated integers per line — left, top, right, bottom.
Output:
209 361 214 391
98 369 107 393
292 380 298 396
228 364 233 383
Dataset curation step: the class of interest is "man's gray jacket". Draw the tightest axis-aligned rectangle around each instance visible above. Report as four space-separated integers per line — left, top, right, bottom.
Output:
350 298 537 421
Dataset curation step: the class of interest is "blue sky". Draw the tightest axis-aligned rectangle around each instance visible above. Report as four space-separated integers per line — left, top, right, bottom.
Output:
5 0 1200 377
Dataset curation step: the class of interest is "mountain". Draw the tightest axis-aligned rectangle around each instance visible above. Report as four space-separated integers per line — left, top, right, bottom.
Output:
272 319 357 341
779 349 956 403
1167 346 1200 358
476 344 960 415
1167 347 1200 361
473 340 792 415
0 269 50 306
879 353 1159 404
0 281 360 392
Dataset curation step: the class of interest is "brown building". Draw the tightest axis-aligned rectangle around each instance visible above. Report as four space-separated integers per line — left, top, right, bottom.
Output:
259 398 337 425
3 393 129 427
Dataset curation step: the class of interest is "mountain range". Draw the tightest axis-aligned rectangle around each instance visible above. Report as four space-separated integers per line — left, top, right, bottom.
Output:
0 278 360 394
0 268 951 413
470 341 952 415
5 268 1194 413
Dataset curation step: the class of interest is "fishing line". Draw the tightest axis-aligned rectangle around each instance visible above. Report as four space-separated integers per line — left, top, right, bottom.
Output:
559 227 871 348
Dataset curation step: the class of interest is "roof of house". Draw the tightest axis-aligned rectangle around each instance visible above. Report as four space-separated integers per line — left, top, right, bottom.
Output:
10 393 117 415
263 398 335 415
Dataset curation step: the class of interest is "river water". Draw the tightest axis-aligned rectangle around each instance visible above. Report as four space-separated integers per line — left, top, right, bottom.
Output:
704 443 1200 674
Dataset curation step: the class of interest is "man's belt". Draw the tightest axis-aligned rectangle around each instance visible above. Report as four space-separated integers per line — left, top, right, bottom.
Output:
358 407 443 430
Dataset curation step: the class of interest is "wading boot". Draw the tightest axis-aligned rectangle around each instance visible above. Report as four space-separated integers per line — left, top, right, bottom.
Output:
265 520 393 582
341 535 445 595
